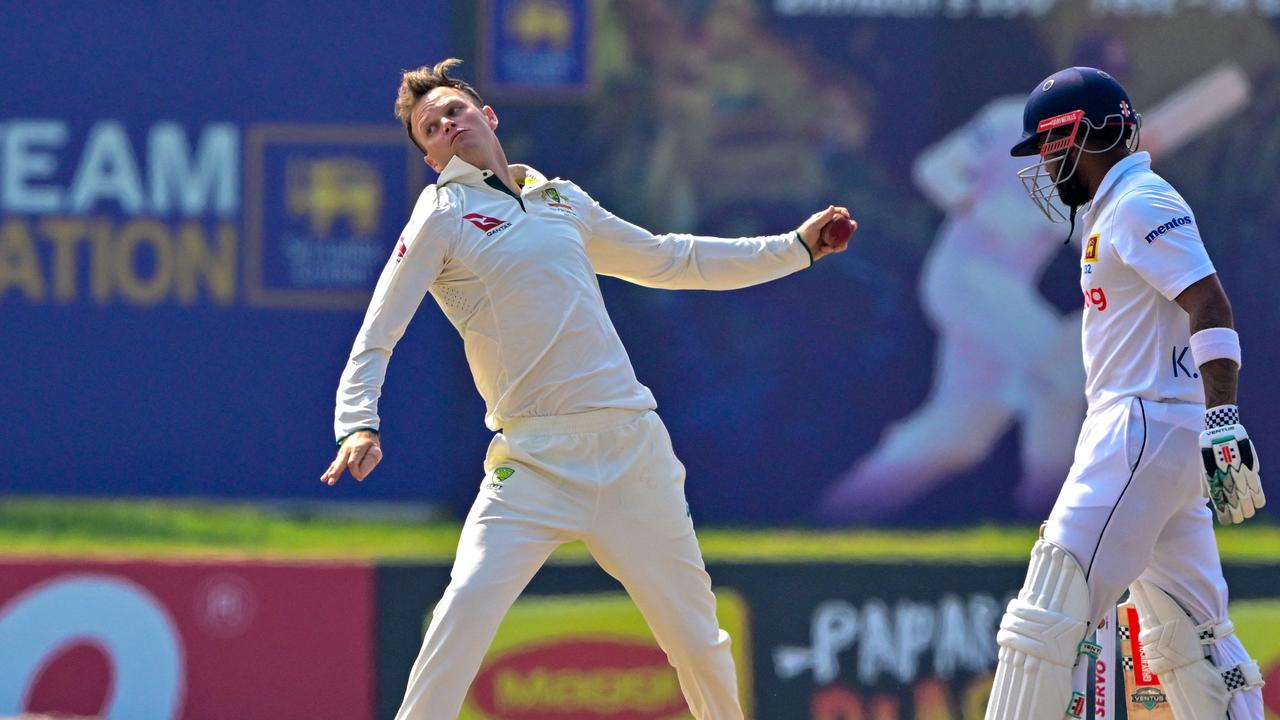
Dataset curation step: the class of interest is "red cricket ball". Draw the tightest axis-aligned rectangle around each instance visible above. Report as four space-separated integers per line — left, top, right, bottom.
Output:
822 216 853 249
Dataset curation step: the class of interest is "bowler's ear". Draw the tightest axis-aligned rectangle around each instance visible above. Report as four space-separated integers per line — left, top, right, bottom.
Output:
484 105 499 131
424 153 441 172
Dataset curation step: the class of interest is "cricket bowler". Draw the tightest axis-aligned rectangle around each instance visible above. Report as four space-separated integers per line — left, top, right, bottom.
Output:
984 67 1266 719
320 58 854 719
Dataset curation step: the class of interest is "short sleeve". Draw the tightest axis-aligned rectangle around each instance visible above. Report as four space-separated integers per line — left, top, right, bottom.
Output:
1109 187 1215 300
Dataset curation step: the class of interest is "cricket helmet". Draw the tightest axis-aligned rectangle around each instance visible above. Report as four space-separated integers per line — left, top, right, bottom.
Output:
1011 66 1141 222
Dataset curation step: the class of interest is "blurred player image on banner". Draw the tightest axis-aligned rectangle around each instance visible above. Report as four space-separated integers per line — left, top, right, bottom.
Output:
817 91 1082 524
983 67 1266 720
319 59 854 719
817 42 1255 523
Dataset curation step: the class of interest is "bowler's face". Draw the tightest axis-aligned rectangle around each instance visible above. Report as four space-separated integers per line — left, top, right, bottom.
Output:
410 87 499 172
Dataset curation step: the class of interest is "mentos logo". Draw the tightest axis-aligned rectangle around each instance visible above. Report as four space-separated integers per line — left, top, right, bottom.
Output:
469 638 686 719
1144 216 1192 243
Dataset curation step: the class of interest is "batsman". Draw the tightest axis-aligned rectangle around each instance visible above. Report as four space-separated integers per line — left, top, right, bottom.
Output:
985 66 1266 720
320 58 853 719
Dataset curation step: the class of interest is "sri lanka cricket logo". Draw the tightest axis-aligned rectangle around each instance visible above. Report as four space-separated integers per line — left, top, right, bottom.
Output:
1084 233 1099 262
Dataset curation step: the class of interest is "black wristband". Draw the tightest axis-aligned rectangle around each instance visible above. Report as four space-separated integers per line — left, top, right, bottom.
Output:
1205 405 1239 430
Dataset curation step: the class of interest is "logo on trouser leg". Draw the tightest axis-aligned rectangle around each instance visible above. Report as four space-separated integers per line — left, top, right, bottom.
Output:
487 467 515 490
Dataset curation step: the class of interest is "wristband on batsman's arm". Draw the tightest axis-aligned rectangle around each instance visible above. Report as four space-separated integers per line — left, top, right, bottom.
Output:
1205 405 1240 430
1190 327 1241 368
336 427 379 448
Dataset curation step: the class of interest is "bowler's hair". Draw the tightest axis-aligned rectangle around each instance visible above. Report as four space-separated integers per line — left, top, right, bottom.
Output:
394 58 485 153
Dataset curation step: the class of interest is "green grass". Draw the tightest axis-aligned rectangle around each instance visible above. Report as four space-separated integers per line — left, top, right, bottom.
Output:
1 498 1277 563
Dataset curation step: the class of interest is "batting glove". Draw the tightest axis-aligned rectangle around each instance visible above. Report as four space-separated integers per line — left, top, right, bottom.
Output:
1200 405 1265 525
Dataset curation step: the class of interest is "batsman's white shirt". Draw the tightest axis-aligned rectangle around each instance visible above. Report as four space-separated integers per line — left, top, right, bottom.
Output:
334 157 810 439
1077 151 1215 411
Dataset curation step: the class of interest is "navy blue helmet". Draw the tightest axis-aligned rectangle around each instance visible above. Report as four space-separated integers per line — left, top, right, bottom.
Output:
1010 67 1138 157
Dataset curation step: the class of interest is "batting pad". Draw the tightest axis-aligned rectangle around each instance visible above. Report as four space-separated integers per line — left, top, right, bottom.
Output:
985 540 1092 720
1129 579 1263 719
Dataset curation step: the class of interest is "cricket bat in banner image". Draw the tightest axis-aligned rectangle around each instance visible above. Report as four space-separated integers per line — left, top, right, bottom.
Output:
1142 62 1252 159
1118 602 1176 718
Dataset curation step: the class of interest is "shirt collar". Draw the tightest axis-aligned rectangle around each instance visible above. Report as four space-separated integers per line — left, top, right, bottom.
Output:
1090 151 1150 208
437 157 548 191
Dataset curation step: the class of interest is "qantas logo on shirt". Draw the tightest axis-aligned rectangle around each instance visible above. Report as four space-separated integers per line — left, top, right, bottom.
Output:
1144 216 1192 243
464 213 512 236
395 236 408 262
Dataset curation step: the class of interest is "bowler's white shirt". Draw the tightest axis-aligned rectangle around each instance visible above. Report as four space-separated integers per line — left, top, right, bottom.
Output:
335 157 811 438
1077 152 1215 411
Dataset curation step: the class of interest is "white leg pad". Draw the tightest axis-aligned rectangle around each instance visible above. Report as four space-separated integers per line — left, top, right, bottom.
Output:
1129 579 1265 719
985 540 1092 720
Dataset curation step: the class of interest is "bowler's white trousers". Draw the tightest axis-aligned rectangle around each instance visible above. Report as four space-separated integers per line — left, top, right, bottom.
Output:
1044 397 1262 719
394 408 743 720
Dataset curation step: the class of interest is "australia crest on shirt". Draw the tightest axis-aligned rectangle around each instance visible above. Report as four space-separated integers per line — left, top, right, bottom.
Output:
541 187 577 216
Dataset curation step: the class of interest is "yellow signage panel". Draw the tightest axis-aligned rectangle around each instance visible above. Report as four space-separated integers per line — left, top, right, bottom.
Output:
459 591 752 720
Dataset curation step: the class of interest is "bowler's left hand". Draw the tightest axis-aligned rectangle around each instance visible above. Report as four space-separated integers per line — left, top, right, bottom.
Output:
322 429 383 486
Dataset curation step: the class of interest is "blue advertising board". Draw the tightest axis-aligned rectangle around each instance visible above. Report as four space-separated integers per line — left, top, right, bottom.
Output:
4 1 1278 525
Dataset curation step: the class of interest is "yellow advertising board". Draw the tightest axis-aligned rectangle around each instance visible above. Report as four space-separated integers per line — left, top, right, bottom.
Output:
458 592 752 720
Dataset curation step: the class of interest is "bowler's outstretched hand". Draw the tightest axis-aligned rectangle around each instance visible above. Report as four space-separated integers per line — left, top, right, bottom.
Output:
322 430 382 485
797 205 857 261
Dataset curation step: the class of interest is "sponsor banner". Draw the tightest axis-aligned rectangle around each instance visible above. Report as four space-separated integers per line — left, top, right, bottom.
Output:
376 561 1280 718
6 2 1280 527
0 119 423 311
244 124 426 310
0 559 374 720
728 562 1027 719
376 561 1028 719
0 3 468 507
482 0 591 98
461 592 751 719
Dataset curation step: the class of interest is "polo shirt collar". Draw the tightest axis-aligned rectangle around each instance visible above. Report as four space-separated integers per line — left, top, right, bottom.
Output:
437 157 548 190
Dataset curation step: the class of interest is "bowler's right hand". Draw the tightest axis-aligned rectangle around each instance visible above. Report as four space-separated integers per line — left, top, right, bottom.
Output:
796 205 856 261
322 430 382 485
